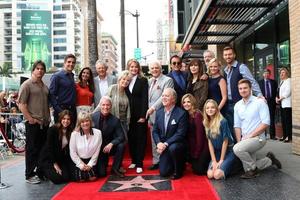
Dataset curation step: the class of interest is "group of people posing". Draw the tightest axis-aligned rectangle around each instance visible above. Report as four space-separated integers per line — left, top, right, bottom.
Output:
18 45 289 184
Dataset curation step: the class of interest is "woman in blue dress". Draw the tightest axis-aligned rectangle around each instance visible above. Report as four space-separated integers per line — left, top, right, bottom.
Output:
203 99 235 179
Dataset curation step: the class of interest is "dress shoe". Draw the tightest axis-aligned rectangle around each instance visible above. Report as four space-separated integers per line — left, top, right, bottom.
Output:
147 164 159 170
128 163 136 169
279 137 286 141
266 152 282 169
119 167 126 173
111 168 125 178
240 168 259 179
284 139 292 143
136 167 143 174
170 173 182 180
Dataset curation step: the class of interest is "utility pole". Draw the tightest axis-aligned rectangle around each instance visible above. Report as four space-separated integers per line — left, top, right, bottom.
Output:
120 0 126 70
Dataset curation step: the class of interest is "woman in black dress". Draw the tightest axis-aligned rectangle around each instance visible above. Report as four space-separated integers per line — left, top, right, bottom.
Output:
39 110 73 184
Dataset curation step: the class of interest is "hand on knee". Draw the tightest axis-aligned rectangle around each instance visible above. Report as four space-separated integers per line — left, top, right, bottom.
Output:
213 169 224 180
207 170 214 179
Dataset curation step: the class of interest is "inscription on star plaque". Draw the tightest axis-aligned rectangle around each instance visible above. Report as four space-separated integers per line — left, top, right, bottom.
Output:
100 175 172 192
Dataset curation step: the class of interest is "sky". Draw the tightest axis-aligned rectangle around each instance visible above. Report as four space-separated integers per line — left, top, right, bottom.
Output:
97 0 167 69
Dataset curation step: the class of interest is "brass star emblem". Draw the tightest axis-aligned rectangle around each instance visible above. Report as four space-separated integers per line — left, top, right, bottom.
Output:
108 175 167 191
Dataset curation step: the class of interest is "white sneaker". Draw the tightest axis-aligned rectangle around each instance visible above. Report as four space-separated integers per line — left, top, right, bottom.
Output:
136 167 143 174
128 164 136 169
26 175 41 184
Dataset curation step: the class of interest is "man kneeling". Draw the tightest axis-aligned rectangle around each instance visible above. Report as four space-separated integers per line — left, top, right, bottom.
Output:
152 88 188 180
233 79 281 179
92 96 126 178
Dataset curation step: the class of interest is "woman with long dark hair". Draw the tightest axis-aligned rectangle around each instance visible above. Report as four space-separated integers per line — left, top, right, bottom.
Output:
39 110 73 184
76 67 95 114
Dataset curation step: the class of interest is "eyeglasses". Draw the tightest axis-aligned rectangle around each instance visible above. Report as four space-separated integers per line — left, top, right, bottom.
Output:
172 62 181 65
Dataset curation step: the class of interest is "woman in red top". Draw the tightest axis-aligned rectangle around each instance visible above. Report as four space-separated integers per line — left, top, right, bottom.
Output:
76 67 94 114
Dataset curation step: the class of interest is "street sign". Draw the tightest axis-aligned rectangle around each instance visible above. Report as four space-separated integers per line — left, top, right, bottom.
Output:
134 48 141 61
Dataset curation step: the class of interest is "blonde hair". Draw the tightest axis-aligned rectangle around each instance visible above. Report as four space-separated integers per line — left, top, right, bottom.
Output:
207 58 223 76
118 70 132 82
126 59 144 77
181 93 198 115
203 99 223 138
76 112 93 131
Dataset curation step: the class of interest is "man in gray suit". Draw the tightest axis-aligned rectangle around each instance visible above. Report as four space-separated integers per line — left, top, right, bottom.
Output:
94 61 117 107
146 61 174 170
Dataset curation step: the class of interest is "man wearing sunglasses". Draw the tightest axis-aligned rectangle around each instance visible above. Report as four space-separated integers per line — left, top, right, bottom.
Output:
167 55 188 106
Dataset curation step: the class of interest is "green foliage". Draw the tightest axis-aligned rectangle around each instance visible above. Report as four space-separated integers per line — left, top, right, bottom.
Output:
0 62 12 77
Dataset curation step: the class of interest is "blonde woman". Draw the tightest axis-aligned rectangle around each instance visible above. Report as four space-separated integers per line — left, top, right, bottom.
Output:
69 112 102 182
203 99 235 180
276 67 292 142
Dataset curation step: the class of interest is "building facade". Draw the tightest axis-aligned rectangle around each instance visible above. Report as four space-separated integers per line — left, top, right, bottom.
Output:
173 0 300 154
100 33 118 74
0 0 84 72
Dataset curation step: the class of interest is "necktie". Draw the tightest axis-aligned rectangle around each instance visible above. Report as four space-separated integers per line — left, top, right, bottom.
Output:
150 79 157 92
265 80 270 99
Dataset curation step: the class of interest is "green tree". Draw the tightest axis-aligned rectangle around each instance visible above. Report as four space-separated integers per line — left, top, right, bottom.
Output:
87 0 98 76
0 62 12 78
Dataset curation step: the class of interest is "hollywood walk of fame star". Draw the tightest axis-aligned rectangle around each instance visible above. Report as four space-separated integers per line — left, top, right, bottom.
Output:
108 175 168 191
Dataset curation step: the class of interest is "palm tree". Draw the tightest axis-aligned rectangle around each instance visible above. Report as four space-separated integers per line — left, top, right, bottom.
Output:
0 62 12 78
87 0 98 77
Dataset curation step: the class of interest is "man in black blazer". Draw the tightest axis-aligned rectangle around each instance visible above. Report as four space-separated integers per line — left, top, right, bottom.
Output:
167 55 188 106
92 96 126 177
152 88 188 179
259 69 278 139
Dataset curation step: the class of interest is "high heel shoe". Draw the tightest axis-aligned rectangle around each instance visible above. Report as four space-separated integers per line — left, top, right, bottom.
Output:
284 138 292 143
279 137 286 141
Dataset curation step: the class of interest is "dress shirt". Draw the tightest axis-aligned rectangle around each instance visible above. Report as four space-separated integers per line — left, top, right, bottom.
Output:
69 128 102 169
129 75 137 93
224 60 262 100
49 70 76 112
171 71 186 90
164 106 174 133
234 96 270 140
98 76 109 97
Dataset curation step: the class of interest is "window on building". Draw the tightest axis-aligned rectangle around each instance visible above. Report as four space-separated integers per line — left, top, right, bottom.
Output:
54 22 66 27
53 5 62 11
54 55 66 60
53 14 66 19
54 38 67 43
54 46 67 51
54 30 66 35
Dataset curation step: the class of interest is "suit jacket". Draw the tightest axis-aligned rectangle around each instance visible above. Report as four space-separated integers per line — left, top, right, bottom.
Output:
148 74 174 124
125 76 148 121
92 111 124 148
258 78 277 102
39 126 70 167
152 106 188 146
167 71 188 106
94 74 117 106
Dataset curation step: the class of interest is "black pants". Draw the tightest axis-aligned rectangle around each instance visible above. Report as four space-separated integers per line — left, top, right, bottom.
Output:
25 122 48 179
97 142 125 177
267 100 276 138
159 142 185 177
42 162 70 184
281 107 292 140
190 150 211 175
128 121 147 168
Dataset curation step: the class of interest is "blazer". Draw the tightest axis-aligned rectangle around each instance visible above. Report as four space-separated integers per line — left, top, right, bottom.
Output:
186 79 208 111
258 78 277 102
92 111 124 147
148 74 174 124
94 74 117 106
125 76 148 121
39 126 70 167
279 78 291 108
152 106 188 146
167 71 188 105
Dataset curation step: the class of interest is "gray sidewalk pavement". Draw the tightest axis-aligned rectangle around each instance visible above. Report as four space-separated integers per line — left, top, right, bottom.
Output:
0 140 299 200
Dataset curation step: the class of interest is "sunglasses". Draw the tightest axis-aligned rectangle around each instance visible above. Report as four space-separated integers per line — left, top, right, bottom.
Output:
172 62 181 65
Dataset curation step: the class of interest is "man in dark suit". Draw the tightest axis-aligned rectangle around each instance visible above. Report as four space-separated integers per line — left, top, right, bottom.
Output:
152 88 188 179
167 55 188 106
259 69 278 140
92 96 126 178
